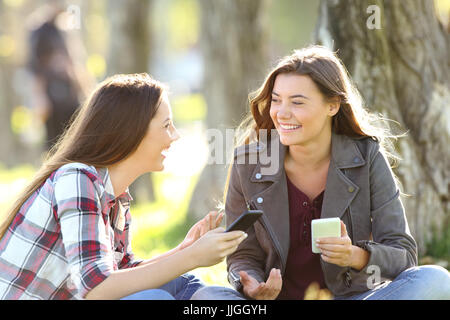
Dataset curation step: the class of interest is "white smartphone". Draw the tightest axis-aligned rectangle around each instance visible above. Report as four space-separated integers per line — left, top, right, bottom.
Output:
311 217 341 253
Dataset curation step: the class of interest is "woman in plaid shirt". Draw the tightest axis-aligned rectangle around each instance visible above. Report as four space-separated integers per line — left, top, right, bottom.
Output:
0 73 247 300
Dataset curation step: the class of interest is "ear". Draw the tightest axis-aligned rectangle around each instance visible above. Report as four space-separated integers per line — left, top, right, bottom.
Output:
328 96 341 116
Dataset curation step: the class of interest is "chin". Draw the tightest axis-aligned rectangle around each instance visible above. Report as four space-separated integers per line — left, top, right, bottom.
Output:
279 134 302 146
147 161 165 172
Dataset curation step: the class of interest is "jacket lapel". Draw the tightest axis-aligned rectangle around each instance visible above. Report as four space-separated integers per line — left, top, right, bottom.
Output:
321 132 365 219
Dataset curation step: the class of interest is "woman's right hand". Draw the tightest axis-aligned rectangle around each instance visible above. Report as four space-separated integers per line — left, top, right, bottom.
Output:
188 228 247 268
239 268 282 300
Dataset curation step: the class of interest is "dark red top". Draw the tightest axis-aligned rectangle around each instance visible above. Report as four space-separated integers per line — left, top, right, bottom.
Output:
277 174 327 300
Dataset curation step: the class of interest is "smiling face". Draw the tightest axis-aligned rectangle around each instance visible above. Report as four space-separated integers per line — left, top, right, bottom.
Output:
269 73 340 147
132 92 180 172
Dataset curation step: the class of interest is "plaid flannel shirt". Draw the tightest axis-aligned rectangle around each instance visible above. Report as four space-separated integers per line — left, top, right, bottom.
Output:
0 162 143 299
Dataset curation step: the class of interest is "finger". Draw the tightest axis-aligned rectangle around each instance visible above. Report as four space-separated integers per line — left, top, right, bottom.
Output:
320 254 341 266
316 236 348 245
319 249 342 258
219 230 246 240
215 211 224 228
239 271 255 287
209 211 217 230
222 243 242 257
209 227 226 234
266 268 282 291
199 217 208 236
254 282 268 298
340 220 348 237
316 243 348 253
206 214 213 233
222 233 248 250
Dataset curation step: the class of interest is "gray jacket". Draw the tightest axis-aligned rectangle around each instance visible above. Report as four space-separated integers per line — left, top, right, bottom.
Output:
225 131 418 297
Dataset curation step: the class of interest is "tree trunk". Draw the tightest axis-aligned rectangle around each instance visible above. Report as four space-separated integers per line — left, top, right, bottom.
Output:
188 0 269 219
106 0 155 203
315 0 449 255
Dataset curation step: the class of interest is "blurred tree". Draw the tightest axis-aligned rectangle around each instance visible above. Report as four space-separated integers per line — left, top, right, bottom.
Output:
188 0 269 220
106 0 155 203
315 0 449 255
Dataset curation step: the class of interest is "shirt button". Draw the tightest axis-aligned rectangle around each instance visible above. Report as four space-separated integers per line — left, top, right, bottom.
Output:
353 157 360 163
257 197 264 204
302 201 308 207
255 173 262 180
348 186 355 193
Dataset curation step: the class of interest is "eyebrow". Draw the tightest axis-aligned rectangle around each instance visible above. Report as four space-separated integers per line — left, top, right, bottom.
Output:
272 92 309 99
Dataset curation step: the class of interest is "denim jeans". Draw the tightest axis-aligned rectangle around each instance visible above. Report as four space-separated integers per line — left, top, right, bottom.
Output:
190 265 450 300
121 273 204 300
334 265 450 300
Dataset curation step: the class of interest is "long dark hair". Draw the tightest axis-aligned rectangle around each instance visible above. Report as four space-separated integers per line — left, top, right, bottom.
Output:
224 45 403 201
0 73 165 239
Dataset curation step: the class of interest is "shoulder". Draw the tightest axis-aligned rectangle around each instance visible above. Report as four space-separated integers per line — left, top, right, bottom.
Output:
54 162 100 181
52 162 105 197
352 135 381 163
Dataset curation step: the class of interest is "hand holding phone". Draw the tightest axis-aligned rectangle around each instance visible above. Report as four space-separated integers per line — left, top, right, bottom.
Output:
311 217 341 253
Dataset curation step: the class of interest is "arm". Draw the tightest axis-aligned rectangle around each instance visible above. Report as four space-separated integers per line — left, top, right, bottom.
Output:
134 211 224 267
355 149 418 278
87 229 246 300
85 246 198 299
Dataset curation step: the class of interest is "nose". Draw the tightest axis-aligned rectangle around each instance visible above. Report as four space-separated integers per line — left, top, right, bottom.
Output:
277 103 291 120
171 126 181 142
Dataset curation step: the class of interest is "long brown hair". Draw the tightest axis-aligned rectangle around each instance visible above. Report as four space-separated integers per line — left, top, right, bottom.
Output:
225 45 403 201
0 73 165 239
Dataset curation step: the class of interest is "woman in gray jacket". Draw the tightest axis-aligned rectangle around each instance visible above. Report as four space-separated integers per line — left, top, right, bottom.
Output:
191 45 450 300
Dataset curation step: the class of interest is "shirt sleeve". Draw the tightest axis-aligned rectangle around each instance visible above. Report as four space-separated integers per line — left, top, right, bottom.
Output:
53 167 115 299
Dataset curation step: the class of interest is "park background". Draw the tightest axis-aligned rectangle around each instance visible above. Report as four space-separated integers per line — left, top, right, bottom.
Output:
0 0 448 298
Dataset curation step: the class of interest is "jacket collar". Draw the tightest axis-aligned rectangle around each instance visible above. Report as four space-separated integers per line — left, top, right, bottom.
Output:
250 130 366 184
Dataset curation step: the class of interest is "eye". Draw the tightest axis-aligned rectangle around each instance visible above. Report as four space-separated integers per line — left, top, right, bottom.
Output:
292 102 304 105
271 98 279 103
164 122 171 129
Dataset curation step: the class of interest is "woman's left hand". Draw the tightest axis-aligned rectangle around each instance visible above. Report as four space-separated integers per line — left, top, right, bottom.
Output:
316 220 355 268
178 211 224 250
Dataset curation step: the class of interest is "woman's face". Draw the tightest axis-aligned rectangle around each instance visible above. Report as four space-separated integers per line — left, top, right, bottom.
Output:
133 92 180 172
269 73 339 147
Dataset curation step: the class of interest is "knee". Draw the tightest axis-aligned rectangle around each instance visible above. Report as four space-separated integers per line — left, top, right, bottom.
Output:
190 286 245 300
415 265 450 299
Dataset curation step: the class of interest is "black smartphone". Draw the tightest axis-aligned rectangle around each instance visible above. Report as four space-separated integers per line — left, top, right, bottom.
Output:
226 210 263 232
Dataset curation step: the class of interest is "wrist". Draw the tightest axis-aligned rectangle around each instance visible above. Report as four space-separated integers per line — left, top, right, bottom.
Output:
350 245 369 271
180 245 200 270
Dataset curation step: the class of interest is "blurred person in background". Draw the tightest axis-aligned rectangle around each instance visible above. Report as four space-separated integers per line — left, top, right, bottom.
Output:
27 4 85 150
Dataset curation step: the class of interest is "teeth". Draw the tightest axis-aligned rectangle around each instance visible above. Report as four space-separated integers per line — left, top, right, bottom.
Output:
280 124 301 130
